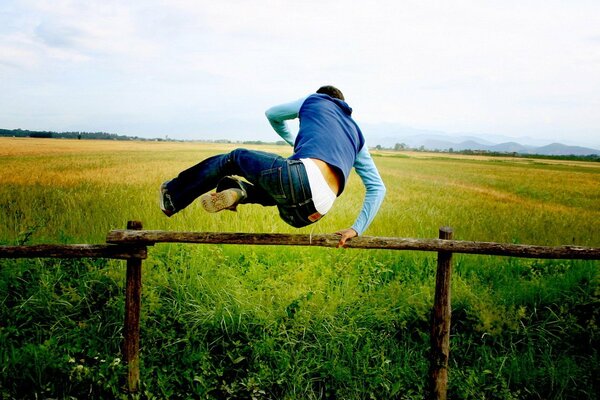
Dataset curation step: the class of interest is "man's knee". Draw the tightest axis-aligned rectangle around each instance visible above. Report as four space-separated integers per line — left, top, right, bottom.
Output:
229 148 249 157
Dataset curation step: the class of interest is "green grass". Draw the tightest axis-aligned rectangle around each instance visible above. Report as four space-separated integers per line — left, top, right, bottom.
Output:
1 139 599 399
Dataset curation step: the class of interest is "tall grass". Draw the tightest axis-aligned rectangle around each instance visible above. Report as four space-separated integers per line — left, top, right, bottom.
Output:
1 138 599 399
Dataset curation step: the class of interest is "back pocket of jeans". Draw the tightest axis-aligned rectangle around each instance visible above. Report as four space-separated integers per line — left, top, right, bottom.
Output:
260 167 287 201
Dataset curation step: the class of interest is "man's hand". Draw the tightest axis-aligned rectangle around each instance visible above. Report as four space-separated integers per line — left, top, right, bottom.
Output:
334 228 358 248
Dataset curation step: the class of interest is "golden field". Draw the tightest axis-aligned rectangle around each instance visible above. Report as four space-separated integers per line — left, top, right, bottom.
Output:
1 137 598 246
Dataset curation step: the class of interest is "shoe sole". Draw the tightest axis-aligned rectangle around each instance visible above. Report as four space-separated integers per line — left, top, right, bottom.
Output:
200 190 241 213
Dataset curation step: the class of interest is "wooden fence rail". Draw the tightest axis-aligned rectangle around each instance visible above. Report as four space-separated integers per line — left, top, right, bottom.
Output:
2 221 599 399
106 229 600 259
0 244 147 259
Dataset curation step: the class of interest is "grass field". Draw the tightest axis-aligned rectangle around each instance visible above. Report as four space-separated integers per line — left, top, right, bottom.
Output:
1 137 599 399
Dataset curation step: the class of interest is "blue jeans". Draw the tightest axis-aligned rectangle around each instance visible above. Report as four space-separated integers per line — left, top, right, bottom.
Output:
165 148 322 228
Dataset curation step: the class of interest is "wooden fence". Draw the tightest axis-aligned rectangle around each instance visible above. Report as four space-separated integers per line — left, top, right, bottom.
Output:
1 220 599 400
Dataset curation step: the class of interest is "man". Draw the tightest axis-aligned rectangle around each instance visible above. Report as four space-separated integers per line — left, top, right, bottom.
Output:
160 85 385 247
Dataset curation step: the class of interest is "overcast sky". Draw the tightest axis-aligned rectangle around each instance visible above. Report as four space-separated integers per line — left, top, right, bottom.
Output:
1 0 599 147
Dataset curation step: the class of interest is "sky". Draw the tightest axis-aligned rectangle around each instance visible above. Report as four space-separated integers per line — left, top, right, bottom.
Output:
1 0 600 147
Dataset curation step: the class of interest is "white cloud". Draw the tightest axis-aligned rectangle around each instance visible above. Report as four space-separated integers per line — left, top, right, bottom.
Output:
1 0 599 146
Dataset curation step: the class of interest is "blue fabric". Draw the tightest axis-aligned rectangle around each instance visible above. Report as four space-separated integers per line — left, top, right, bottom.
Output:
265 94 386 235
166 148 322 228
289 94 365 193
265 97 304 146
351 148 386 235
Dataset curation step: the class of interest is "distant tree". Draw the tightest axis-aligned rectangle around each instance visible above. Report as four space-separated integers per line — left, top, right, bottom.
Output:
394 143 407 151
29 132 52 138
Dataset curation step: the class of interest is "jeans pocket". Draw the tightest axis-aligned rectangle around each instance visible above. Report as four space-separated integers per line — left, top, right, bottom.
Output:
277 202 322 228
260 167 287 201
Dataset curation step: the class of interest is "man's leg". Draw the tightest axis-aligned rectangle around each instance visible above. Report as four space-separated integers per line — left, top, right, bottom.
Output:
161 148 282 215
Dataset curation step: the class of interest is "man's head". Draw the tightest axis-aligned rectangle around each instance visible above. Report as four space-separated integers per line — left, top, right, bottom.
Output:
316 85 345 101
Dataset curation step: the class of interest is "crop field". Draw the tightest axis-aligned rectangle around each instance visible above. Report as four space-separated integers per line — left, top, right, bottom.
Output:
1 137 599 399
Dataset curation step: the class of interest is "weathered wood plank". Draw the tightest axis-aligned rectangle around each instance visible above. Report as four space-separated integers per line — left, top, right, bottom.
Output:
429 228 453 400
123 221 142 393
105 230 600 260
0 244 147 260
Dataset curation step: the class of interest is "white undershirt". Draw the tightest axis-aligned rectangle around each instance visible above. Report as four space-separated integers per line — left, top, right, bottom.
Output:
300 158 336 215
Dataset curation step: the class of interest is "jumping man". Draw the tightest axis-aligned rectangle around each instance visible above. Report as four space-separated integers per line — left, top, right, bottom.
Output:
159 85 386 247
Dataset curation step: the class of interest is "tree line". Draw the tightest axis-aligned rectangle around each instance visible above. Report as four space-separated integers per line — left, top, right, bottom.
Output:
0 128 154 141
372 142 600 162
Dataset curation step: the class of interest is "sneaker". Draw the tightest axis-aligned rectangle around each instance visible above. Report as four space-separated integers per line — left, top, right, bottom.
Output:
200 188 246 213
159 180 176 217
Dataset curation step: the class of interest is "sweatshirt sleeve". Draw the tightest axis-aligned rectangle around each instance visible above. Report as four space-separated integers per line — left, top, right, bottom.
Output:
351 146 386 235
264 97 306 146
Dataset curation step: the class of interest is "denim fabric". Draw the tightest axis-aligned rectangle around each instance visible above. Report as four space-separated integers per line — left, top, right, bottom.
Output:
265 159 322 228
166 148 321 228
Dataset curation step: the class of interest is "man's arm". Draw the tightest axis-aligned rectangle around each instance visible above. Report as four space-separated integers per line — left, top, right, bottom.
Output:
264 97 306 146
336 146 386 247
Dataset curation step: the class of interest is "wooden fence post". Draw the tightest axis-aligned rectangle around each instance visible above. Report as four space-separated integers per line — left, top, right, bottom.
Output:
429 227 454 400
123 220 143 393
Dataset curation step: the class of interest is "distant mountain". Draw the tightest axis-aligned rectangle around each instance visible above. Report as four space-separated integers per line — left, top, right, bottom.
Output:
489 142 535 153
362 125 600 156
534 143 600 156
448 140 600 156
